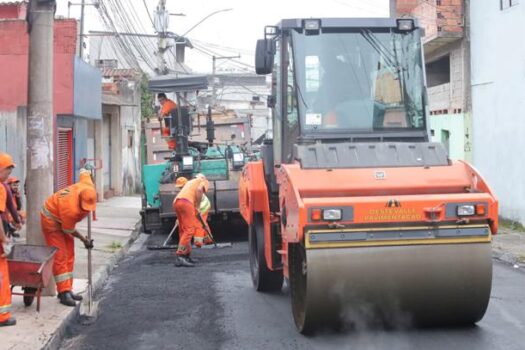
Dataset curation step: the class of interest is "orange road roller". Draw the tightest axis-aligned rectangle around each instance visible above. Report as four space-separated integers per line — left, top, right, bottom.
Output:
239 17 497 334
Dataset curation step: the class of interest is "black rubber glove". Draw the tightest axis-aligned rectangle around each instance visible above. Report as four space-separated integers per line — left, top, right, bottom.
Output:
84 239 94 250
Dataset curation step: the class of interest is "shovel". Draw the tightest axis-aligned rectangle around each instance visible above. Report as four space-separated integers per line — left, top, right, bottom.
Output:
79 211 98 324
197 213 232 249
147 220 179 250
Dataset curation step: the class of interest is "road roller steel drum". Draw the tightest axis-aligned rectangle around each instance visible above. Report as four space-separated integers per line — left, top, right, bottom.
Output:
290 225 493 332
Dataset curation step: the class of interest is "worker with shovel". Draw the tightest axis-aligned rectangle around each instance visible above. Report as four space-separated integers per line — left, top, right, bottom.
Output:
174 176 213 248
0 153 16 327
173 174 209 267
41 169 96 307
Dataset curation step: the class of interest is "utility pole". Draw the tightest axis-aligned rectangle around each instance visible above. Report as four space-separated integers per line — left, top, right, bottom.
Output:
79 0 85 58
212 55 241 106
154 0 169 75
27 0 56 294
390 0 397 18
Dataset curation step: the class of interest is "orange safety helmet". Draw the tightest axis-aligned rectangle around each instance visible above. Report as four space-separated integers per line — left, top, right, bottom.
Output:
0 153 15 170
79 187 97 212
7 176 19 184
175 177 189 188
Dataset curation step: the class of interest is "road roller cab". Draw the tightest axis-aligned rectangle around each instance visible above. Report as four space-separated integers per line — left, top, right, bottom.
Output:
239 18 498 334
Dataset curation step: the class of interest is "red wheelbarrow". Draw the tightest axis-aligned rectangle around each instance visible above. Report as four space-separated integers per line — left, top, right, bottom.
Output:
7 244 57 312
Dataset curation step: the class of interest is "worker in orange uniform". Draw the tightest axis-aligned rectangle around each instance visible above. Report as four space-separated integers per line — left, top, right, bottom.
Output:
5 177 23 238
173 174 209 267
158 92 177 150
0 153 16 327
174 176 213 248
41 169 96 306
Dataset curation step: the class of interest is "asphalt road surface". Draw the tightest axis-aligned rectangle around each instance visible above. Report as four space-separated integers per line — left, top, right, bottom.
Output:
61 230 525 350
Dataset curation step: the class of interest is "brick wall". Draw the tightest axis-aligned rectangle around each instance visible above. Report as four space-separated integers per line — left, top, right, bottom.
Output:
397 0 463 40
54 19 78 115
0 21 29 110
426 41 465 113
0 2 27 20
0 17 78 113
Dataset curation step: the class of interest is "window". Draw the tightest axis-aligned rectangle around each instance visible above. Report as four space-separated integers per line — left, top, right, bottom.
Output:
501 0 519 10
426 55 450 88
127 130 134 148
292 29 426 134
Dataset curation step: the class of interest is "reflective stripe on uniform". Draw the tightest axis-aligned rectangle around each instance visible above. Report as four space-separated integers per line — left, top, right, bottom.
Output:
63 229 76 234
0 304 11 314
54 272 73 283
199 196 210 214
41 205 61 223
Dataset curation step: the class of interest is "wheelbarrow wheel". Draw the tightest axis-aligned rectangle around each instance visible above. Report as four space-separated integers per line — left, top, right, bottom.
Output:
23 287 37 307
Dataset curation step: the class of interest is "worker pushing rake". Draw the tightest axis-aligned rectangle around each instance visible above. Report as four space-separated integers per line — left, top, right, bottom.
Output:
171 174 227 267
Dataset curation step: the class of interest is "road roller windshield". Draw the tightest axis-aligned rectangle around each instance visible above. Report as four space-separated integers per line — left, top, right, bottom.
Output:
290 27 426 135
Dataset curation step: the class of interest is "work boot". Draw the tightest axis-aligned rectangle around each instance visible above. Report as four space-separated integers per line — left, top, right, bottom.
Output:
175 255 195 267
68 291 83 301
187 256 198 264
58 292 76 307
0 317 16 327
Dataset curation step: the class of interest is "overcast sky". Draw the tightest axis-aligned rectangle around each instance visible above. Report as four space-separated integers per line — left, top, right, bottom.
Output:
4 0 390 73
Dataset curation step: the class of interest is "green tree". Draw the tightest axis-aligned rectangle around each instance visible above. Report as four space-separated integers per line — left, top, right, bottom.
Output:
141 74 155 119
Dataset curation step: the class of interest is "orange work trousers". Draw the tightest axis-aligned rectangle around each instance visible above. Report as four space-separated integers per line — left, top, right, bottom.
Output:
194 212 213 247
174 199 200 256
41 214 75 293
0 254 11 323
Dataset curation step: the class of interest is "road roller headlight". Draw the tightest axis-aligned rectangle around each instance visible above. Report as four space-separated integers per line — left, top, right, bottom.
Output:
457 204 475 216
322 209 342 221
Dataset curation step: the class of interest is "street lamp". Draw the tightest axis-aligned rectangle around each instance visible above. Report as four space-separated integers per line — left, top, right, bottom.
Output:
180 8 233 38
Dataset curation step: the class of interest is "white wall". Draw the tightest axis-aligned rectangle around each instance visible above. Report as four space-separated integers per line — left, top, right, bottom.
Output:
471 1 525 222
120 103 141 195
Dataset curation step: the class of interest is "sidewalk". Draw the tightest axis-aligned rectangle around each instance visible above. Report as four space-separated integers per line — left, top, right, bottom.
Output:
493 225 525 267
1 196 142 350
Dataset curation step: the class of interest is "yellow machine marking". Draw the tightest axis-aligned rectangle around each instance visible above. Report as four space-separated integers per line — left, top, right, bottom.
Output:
364 207 422 222
305 225 492 249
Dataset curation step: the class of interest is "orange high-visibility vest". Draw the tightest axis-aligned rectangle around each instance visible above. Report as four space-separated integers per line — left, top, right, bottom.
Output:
42 175 94 234
0 184 6 213
160 99 177 117
175 178 206 207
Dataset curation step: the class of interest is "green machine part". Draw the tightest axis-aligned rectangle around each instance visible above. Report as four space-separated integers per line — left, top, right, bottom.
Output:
143 162 170 207
196 158 228 180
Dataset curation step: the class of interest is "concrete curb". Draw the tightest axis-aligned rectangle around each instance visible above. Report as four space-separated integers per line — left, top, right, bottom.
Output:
42 222 142 350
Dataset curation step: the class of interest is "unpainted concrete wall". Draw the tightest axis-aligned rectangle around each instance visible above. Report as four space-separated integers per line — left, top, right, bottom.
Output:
426 41 465 112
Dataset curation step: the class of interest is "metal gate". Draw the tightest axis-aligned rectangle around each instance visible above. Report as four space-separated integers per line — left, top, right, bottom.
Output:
56 128 73 191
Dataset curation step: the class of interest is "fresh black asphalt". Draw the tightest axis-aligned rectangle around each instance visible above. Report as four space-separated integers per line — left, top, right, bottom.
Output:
61 228 525 350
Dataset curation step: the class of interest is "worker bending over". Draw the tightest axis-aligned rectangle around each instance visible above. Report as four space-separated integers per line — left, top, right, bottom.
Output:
0 153 16 327
174 176 213 248
41 169 96 306
173 174 209 267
